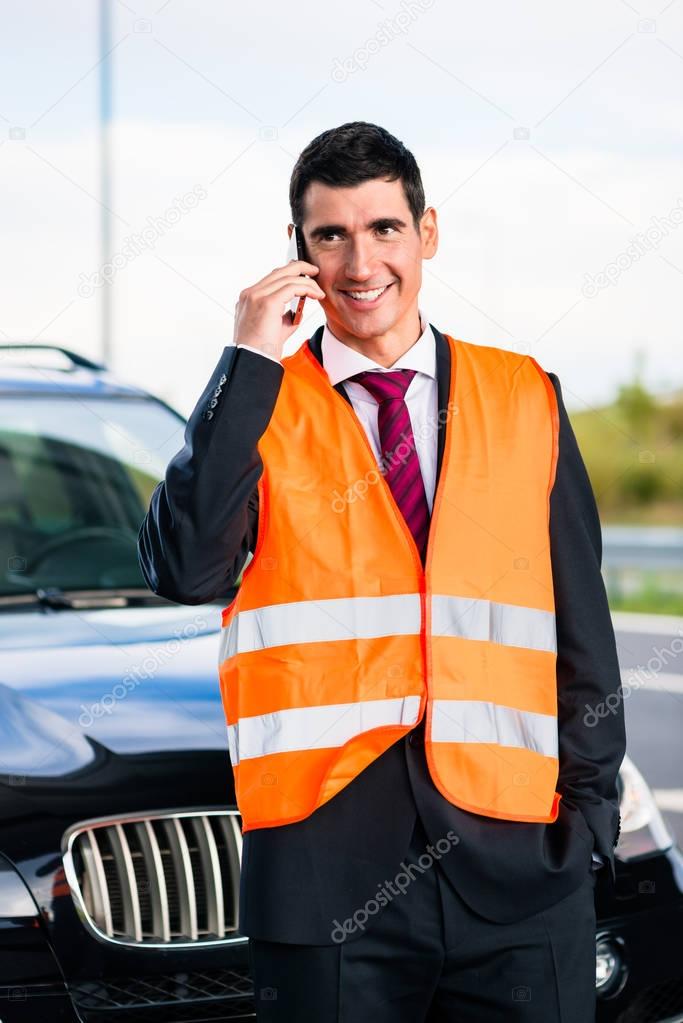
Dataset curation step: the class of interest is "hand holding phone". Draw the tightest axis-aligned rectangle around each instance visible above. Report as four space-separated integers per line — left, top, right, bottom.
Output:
232 228 324 361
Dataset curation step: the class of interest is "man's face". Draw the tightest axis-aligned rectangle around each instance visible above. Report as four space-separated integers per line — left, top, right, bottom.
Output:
296 177 437 347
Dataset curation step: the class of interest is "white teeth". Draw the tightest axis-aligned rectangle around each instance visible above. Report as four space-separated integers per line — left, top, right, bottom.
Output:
346 285 387 301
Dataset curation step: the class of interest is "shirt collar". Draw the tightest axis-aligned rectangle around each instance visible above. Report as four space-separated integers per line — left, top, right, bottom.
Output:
321 308 436 387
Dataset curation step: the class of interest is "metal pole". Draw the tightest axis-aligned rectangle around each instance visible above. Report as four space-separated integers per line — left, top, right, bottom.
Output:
99 0 113 367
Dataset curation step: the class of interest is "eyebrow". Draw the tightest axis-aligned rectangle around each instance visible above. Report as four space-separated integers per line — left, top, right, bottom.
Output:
308 217 408 242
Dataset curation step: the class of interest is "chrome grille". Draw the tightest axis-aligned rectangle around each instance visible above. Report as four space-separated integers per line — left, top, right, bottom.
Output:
62 810 244 948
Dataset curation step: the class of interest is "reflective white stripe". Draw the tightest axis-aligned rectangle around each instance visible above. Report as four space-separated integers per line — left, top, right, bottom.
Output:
227 695 421 766
220 593 555 660
219 593 421 660
431 595 556 654
226 723 239 767
431 700 558 758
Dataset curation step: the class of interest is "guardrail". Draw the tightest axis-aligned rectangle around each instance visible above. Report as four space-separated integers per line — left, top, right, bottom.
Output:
602 527 683 570
602 526 683 609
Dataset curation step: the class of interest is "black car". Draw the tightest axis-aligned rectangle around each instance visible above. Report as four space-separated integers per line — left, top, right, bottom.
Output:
0 344 681 1023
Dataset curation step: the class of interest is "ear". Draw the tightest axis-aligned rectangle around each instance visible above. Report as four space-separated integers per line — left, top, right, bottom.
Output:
420 207 438 260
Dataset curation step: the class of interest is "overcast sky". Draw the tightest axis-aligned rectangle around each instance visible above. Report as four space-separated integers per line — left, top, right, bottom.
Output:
1 0 682 415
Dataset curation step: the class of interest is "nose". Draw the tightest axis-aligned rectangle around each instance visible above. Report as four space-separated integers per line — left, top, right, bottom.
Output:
344 237 376 281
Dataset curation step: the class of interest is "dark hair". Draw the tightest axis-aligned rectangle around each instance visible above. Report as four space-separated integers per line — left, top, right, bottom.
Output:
289 121 425 233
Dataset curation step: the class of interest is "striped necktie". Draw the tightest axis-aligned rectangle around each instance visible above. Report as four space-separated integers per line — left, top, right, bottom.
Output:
347 368 430 560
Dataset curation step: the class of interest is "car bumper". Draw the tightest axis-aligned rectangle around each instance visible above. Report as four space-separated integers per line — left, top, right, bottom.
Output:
596 846 683 1022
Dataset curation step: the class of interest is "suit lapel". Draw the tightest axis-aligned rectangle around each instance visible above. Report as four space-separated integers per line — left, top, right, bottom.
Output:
433 324 450 490
306 321 451 493
307 324 352 408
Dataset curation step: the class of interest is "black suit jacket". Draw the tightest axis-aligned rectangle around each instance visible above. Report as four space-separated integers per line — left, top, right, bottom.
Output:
138 323 626 943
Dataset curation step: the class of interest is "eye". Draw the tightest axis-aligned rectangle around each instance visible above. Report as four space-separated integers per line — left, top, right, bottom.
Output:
319 226 397 242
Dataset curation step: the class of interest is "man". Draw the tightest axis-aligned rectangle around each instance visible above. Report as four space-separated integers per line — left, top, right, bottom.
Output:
138 121 626 1021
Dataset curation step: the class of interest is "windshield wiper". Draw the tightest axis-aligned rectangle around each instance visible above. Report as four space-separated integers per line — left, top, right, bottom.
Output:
0 587 165 610
37 587 133 609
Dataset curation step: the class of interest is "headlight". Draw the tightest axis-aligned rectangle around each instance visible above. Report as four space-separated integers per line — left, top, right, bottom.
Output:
616 755 673 860
595 934 628 998
0 683 95 777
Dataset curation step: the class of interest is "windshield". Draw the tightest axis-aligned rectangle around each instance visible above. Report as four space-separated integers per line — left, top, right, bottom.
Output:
0 395 184 598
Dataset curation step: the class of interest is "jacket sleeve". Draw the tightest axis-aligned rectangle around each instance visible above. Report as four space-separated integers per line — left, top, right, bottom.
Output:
547 372 626 885
137 346 283 605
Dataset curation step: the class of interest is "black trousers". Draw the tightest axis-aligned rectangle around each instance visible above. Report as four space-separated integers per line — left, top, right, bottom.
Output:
248 815 597 1022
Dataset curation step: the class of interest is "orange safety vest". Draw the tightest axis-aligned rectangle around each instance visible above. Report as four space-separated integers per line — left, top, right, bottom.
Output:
218 333 561 833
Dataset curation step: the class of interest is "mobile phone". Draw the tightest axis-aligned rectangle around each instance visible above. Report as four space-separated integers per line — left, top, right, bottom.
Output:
286 225 308 327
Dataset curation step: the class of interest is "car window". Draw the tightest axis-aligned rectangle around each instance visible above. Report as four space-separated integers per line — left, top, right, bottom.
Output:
0 396 184 596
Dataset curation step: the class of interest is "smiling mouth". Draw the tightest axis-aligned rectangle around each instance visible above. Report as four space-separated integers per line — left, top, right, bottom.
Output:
339 282 395 304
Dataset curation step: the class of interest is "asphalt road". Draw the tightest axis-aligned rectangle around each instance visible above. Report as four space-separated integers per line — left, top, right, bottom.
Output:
612 612 683 850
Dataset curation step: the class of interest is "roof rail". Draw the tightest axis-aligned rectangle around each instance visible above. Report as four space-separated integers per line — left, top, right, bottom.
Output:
0 344 105 371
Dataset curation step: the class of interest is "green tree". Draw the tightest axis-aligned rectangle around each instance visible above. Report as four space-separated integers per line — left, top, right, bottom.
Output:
616 348 657 437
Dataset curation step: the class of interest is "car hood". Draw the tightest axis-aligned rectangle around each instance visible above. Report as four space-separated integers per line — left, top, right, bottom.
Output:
0 603 229 766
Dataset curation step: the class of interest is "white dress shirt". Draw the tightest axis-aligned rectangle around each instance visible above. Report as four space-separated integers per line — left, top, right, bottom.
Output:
320 309 437 512
235 308 438 511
